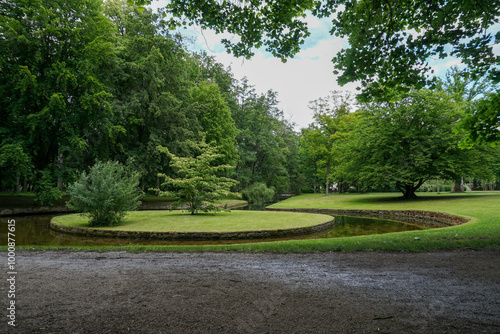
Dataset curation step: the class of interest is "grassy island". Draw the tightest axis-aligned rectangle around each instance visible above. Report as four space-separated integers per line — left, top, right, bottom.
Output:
51 210 333 233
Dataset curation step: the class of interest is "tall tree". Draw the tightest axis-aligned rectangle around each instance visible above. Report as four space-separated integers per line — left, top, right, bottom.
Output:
306 92 353 194
437 67 499 190
232 79 299 192
189 81 238 164
1 0 117 186
104 0 196 189
345 90 464 199
190 52 237 108
0 142 32 192
461 92 500 145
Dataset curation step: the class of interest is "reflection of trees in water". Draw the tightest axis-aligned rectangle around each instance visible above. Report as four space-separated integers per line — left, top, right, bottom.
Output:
322 216 425 238
1 215 54 245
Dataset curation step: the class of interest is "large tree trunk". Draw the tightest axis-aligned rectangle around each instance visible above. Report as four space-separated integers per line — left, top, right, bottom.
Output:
397 179 425 200
452 179 464 192
15 171 20 193
402 185 418 199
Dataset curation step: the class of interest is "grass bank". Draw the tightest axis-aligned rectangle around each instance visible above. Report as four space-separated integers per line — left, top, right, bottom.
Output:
51 210 332 232
8 191 500 252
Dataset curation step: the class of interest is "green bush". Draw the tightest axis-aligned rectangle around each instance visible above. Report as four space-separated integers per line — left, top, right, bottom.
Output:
242 183 275 204
300 187 315 194
34 170 63 206
66 161 143 227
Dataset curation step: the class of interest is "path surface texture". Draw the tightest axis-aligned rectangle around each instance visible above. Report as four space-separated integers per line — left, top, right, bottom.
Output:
1 250 499 333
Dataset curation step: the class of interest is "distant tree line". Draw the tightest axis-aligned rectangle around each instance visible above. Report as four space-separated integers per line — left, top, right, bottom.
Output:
0 0 302 199
300 72 500 199
1 0 498 202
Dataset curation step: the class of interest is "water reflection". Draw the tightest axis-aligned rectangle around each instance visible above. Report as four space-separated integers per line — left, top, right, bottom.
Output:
319 215 424 238
1 213 426 247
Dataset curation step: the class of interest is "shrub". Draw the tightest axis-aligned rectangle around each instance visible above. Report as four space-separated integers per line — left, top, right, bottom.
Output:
34 170 63 206
300 187 315 194
242 183 275 205
67 161 143 227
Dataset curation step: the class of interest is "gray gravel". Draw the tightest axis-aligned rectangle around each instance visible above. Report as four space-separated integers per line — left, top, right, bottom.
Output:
1 250 499 333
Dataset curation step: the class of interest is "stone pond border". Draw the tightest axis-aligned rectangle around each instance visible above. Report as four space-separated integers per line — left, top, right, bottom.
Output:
266 208 470 228
49 217 336 241
5 203 470 241
0 206 72 216
49 208 469 241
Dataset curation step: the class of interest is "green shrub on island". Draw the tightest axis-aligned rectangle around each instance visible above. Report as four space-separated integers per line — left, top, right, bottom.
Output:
242 183 275 205
66 161 143 227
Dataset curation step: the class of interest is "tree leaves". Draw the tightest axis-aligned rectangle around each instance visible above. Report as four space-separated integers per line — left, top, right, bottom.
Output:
156 139 238 215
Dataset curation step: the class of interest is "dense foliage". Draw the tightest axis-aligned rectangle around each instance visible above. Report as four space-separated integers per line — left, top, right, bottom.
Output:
0 0 301 198
300 88 500 198
1 0 499 202
242 183 275 205
156 140 238 215
141 1 499 98
66 161 143 226
137 0 499 143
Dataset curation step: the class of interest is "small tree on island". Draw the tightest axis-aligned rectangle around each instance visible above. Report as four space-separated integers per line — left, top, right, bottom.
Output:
156 140 238 215
67 161 143 226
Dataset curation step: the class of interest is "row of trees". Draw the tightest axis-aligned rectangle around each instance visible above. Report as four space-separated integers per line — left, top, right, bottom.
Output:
0 0 301 200
301 72 500 199
1 0 499 203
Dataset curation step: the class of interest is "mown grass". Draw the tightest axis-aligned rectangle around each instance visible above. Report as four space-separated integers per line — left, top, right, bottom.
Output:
8 191 500 253
51 210 333 232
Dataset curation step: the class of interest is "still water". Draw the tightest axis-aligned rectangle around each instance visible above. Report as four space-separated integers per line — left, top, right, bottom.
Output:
1 213 426 247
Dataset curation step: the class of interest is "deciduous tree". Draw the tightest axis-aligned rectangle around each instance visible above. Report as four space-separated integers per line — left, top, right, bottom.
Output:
137 0 499 99
1 0 117 184
156 140 238 215
346 90 464 199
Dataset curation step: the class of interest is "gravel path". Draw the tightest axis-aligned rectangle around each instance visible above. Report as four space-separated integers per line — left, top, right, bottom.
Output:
1 250 499 333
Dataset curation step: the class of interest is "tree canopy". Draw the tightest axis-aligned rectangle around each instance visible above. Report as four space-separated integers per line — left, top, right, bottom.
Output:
1 0 499 201
139 0 499 100
342 90 475 198
134 0 499 145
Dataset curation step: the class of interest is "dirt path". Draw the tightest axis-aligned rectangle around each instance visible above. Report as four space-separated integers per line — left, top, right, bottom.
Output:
2 250 499 333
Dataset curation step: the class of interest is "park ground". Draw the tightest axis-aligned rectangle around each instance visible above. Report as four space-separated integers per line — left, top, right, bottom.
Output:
1 192 499 333
1 249 498 333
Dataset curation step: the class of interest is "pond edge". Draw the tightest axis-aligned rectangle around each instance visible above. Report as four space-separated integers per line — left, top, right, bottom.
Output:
49 216 336 241
266 208 469 227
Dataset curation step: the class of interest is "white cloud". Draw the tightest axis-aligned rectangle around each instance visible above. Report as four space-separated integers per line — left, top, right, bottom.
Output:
149 3 499 130
148 2 356 130
209 38 358 129
186 24 358 130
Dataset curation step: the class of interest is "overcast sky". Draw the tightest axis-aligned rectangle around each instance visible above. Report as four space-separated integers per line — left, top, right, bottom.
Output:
174 13 361 130
150 2 499 130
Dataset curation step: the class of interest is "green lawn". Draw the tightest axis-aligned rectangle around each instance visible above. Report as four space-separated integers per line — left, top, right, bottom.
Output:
10 191 500 252
257 191 500 252
51 210 333 232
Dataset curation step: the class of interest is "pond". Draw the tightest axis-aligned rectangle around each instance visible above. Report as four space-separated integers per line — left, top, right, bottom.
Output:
0 212 426 247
